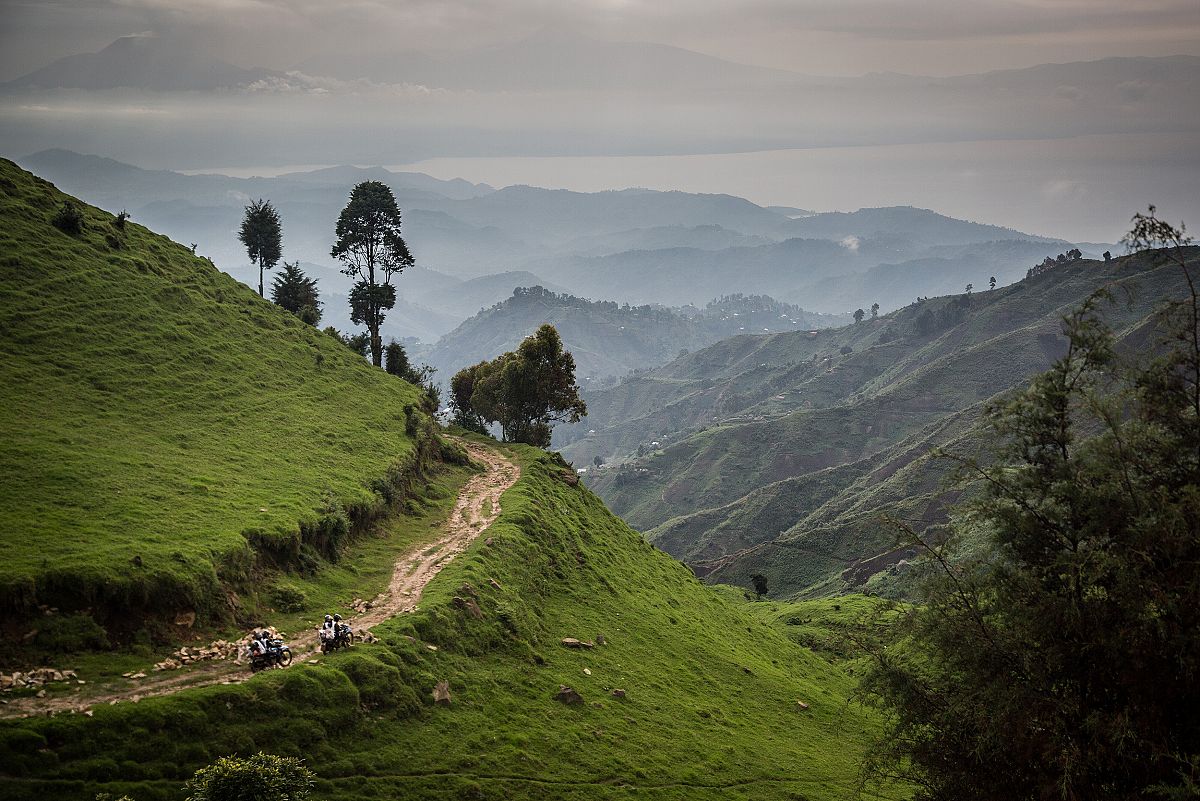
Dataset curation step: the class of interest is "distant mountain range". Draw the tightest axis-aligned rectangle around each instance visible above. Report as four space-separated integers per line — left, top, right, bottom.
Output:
564 249 1198 597
16 149 1096 360
420 287 849 385
2 35 283 91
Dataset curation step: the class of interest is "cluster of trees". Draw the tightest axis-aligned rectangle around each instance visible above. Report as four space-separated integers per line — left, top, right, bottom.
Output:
912 292 973 336
450 324 587 447
237 182 415 370
1026 247 1084 279
862 208 1200 800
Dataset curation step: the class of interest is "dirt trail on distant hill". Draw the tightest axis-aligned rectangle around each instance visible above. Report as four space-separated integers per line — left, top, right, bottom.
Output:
0 440 519 719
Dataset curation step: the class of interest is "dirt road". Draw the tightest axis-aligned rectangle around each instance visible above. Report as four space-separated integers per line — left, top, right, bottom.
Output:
0 440 519 719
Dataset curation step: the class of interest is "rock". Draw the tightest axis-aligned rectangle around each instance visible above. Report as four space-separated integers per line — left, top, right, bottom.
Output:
452 596 485 620
796 700 810 710
21 629 37 642
484 537 494 546
561 638 594 649
611 689 626 698
554 685 583 705
122 672 133 678
174 610 197 627
560 471 580 487
488 578 502 591
35 689 46 698
457 583 477 598
595 634 606 645
742 666 753 675
582 668 592 676
426 644 438 652
83 709 93 717
433 680 451 706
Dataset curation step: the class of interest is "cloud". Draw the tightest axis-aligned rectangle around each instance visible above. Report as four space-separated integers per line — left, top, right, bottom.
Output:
840 235 860 251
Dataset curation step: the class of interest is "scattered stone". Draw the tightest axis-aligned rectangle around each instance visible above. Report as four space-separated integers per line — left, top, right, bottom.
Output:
77 680 85 685
488 578 502 591
561 638 595 649
796 701 810 710
595 634 606 645
258 507 268 512
308 660 320 665
742 666 753 675
83 710 93 717
173 610 197 628
21 629 37 642
555 685 583 705
452 596 485 620
35 689 46 698
130 672 146 680
484 537 494 546
611 689 626 698
433 680 451 706
560 470 580 487
122 672 133 678
457 583 477 598
583 668 592 676
426 644 438 652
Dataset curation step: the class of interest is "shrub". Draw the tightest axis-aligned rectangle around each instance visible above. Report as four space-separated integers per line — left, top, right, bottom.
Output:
184 752 315 801
51 201 85 235
269 583 307 613
34 613 110 652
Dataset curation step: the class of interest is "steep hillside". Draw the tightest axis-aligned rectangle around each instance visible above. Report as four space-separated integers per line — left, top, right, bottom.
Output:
0 444 891 801
0 159 454 630
424 287 846 385
574 249 1198 597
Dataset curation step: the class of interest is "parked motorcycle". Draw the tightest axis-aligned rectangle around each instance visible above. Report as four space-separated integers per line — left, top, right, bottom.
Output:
321 623 355 654
249 638 292 672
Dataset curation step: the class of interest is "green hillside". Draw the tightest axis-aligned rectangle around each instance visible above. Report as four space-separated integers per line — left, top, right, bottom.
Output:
0 444 892 801
573 249 1198 597
0 159 450 629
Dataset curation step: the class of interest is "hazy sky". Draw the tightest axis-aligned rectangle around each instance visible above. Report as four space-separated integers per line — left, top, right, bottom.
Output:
3 0 1200 80
1 0 1198 241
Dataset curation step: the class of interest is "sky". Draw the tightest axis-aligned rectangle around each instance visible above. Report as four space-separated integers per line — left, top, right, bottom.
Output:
1 0 1199 241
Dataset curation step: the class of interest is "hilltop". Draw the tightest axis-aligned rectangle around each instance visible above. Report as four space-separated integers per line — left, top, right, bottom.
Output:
570 248 1199 597
422 286 847 385
0 159 455 634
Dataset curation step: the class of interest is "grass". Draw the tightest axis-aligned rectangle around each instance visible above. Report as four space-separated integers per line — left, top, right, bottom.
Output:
581 250 1199 596
0 444 899 801
0 159 440 626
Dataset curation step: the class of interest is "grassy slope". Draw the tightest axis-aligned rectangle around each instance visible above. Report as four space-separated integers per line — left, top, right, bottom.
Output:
0 159 429 621
0 445 893 801
578 251 1196 596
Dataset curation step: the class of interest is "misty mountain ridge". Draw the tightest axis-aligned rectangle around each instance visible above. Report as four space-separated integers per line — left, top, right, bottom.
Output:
1 35 284 92
15 148 1097 347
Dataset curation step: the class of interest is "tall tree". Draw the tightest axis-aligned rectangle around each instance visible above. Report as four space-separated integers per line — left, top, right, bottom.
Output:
270 261 322 325
238 199 282 298
871 302 880 319
455 324 587 447
858 211 1200 800
853 308 865 324
330 181 413 367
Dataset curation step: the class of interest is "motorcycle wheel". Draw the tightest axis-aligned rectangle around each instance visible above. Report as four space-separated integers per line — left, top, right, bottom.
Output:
278 649 292 667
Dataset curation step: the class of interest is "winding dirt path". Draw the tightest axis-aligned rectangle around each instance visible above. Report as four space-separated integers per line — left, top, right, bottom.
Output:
0 440 519 719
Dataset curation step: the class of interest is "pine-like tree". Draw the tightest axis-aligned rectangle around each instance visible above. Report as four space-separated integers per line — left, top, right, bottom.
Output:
238 199 282 298
270 261 321 325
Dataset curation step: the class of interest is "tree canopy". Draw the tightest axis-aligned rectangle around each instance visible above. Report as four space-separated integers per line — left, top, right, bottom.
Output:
859 211 1200 800
451 324 587 446
238 199 282 298
270 261 321 325
331 181 413 367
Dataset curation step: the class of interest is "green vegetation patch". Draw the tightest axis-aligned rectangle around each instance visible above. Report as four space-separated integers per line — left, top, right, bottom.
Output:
0 445 894 801
0 159 432 624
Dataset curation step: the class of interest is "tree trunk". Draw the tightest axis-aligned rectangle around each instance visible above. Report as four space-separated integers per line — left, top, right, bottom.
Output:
370 328 382 368
258 263 264 298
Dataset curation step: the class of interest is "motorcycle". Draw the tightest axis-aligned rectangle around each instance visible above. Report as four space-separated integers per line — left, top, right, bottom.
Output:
249 638 292 672
321 623 355 654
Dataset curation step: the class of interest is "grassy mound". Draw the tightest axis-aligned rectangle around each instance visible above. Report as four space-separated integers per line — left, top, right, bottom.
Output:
0 444 892 800
0 159 444 627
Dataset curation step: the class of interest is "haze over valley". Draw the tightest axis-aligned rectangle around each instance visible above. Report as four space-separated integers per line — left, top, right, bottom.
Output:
2 2 1199 799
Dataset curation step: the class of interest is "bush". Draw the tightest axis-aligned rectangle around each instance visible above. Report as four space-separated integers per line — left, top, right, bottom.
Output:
51 202 85 235
34 613 110 652
184 752 315 801
269 583 307 613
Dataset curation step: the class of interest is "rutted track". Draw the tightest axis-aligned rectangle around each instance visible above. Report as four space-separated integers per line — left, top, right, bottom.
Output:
0 440 519 719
